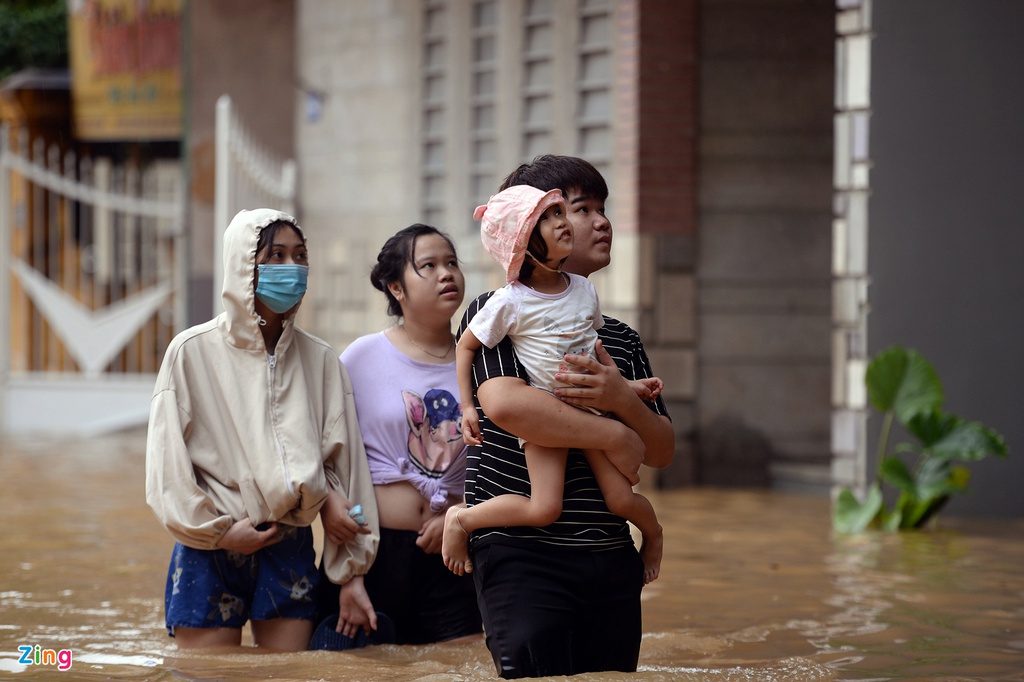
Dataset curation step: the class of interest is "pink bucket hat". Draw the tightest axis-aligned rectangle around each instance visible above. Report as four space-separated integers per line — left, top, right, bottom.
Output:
474 185 565 283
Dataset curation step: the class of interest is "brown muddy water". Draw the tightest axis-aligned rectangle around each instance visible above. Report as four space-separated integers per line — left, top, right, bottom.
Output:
1 429 1022 681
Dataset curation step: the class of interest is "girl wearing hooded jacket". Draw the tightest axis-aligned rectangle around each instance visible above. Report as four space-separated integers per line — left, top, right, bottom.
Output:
146 208 378 651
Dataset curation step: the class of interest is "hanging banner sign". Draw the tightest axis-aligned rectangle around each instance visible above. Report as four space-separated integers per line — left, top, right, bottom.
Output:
67 0 183 140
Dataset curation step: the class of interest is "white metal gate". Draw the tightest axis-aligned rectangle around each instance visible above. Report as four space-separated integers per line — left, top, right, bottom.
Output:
213 94 297 315
0 125 186 435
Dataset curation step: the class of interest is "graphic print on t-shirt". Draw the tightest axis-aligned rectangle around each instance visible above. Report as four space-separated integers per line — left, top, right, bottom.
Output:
542 311 593 362
402 388 463 475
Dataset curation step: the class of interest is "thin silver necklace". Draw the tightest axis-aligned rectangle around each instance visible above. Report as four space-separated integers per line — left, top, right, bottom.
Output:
403 326 454 359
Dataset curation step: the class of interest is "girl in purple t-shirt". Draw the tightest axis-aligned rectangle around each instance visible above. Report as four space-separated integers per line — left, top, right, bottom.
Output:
313 225 482 648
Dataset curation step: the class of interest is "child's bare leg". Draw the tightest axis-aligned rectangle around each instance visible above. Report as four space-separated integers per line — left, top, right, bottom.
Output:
442 444 568 576
583 448 664 585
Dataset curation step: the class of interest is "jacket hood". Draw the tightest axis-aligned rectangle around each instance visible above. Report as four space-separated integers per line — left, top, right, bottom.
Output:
219 208 305 350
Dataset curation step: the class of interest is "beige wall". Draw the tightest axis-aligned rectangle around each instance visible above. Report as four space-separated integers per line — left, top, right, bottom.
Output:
294 1 423 349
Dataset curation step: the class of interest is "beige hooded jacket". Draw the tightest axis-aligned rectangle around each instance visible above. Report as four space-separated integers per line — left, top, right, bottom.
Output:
145 208 377 584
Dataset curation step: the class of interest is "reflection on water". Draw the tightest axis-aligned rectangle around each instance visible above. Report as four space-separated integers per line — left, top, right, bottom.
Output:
1 430 1022 681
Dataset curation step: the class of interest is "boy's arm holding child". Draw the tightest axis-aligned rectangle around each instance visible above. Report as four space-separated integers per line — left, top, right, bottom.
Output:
555 340 674 469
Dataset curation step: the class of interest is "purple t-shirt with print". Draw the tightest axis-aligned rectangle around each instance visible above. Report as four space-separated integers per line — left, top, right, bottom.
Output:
340 331 467 512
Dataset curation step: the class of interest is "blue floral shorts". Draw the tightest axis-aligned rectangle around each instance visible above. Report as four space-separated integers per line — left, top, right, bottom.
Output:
164 524 319 635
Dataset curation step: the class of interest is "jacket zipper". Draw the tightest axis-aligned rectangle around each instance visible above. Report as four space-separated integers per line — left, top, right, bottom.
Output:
267 353 296 497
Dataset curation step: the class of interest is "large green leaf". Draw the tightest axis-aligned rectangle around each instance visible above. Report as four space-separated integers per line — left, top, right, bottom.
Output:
915 456 955 499
865 347 944 424
833 484 883 533
879 455 915 494
905 409 959 447
928 419 1008 462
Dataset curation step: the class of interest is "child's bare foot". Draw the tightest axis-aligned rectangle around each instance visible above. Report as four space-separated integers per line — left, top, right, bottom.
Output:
442 505 473 576
640 527 664 585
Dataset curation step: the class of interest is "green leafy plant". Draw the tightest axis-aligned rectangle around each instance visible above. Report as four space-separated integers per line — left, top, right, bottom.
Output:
0 0 68 80
833 346 1007 533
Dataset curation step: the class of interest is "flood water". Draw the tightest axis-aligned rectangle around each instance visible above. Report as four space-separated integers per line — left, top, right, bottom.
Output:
1 429 1022 681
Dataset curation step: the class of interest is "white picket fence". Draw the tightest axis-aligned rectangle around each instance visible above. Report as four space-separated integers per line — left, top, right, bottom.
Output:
0 125 186 434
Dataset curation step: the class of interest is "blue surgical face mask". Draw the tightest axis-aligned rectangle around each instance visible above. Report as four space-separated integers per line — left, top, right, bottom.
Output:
255 264 308 314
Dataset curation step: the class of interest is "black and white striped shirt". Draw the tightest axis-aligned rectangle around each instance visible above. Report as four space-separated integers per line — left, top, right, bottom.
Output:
458 292 670 551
